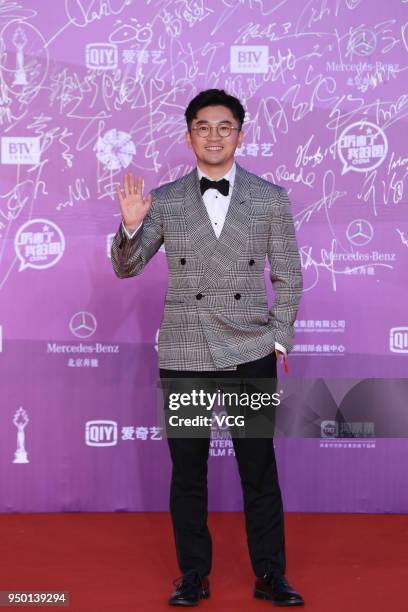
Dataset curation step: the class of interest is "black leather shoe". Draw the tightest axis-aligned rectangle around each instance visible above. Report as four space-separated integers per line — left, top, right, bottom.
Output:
254 572 304 606
169 570 210 606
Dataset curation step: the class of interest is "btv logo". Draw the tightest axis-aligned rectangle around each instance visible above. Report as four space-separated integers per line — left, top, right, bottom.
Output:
86 43 118 70
86 420 118 446
230 46 269 73
1 137 40 165
390 327 408 353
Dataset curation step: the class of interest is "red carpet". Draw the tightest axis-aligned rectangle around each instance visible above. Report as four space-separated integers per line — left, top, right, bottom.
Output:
1 512 407 611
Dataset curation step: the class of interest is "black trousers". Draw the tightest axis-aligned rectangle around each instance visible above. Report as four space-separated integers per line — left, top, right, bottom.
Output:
159 352 285 579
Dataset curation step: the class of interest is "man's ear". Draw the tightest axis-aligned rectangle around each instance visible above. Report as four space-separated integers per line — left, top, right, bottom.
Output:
185 129 192 149
237 128 244 148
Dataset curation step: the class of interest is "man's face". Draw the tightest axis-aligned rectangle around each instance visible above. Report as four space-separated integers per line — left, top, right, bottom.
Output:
185 105 243 175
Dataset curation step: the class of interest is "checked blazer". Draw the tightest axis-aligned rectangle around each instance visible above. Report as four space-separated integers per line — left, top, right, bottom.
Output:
111 162 303 371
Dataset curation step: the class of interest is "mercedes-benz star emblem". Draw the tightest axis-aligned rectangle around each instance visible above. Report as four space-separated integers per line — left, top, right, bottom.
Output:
69 312 97 339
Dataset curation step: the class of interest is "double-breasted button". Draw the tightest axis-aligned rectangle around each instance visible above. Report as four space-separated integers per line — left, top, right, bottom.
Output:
234 293 241 300
196 293 203 300
249 259 255 266
180 258 186 265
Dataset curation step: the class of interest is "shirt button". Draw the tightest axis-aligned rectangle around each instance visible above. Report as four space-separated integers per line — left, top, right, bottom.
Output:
234 293 241 300
196 293 203 300
180 258 186 265
249 259 255 266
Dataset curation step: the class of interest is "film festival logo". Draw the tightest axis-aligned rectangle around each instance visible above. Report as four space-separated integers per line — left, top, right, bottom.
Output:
0 20 49 101
12 26 28 85
14 219 65 272
13 407 29 464
338 121 388 174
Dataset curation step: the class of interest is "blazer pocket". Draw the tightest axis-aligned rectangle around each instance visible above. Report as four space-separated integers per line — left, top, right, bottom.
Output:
218 301 269 326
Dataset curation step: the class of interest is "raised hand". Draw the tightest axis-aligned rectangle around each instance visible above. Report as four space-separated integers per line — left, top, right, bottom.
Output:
114 173 153 231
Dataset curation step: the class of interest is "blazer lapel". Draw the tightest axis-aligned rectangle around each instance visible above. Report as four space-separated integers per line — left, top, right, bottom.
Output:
183 168 219 264
198 164 251 291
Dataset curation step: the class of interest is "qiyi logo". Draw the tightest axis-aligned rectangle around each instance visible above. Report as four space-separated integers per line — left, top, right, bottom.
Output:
321 420 338 438
1 137 40 165
85 420 118 447
390 327 408 354
86 43 118 70
230 46 269 73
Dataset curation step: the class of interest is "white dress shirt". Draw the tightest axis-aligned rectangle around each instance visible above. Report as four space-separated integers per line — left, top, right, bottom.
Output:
121 162 286 356
197 162 236 238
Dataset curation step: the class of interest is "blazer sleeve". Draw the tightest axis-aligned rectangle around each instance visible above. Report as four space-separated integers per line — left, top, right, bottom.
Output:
267 186 303 353
110 190 164 278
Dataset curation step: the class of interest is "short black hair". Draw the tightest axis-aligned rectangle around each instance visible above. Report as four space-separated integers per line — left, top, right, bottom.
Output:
185 89 245 130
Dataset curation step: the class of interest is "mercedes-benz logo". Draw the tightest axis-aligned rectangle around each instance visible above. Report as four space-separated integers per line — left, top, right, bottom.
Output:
346 219 373 247
69 312 97 339
347 29 377 57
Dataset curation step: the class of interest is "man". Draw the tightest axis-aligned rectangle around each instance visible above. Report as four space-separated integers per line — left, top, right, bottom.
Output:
111 89 304 606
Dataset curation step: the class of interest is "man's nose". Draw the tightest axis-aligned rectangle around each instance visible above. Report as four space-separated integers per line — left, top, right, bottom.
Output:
207 127 222 140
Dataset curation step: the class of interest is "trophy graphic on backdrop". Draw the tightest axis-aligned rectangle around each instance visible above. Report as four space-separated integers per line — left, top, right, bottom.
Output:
13 407 29 464
12 27 28 86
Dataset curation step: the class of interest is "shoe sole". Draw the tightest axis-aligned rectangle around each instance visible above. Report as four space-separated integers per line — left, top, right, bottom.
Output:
168 590 210 606
254 590 304 606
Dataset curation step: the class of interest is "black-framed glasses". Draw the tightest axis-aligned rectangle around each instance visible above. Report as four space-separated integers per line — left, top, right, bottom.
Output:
190 124 240 138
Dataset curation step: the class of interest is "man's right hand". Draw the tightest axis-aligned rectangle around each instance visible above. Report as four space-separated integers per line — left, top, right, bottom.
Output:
114 173 153 232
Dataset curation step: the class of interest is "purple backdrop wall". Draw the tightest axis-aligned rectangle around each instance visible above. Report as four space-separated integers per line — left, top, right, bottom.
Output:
1 0 407 513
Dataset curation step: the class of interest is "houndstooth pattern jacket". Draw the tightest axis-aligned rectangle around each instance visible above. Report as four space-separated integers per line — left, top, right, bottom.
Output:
111 162 303 371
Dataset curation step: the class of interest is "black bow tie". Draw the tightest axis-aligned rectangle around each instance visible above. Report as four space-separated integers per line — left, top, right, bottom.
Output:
200 176 230 196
